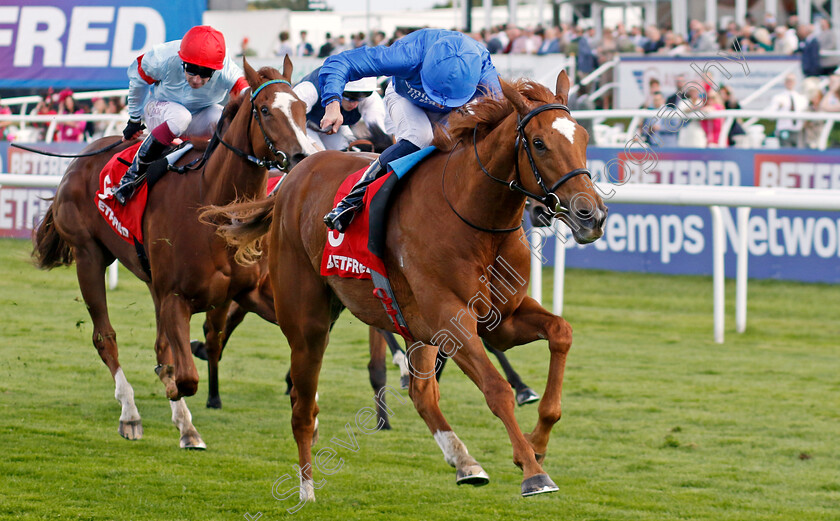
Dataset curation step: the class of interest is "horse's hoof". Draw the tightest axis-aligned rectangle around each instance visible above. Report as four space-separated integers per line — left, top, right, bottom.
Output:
521 473 558 497
516 387 540 406
190 340 208 361
400 374 410 390
456 465 490 486
206 396 222 409
180 433 207 450
118 420 143 440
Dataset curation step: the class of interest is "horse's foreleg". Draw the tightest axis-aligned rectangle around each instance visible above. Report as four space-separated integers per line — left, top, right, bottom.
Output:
74 246 142 440
368 328 391 430
158 295 199 399
406 343 489 486
153 306 205 450
487 296 572 465
448 333 557 496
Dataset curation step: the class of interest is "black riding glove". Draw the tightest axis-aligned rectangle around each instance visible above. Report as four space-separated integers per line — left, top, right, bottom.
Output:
123 119 145 140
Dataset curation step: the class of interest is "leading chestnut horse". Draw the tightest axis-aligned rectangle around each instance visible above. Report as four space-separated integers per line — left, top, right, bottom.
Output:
32 57 317 448
208 72 606 497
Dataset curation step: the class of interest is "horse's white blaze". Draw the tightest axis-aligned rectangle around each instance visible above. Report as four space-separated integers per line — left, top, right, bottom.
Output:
552 117 576 144
114 368 140 422
271 92 320 155
434 430 477 468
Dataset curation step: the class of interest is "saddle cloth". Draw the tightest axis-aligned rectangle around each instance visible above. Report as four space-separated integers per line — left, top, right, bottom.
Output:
95 142 147 244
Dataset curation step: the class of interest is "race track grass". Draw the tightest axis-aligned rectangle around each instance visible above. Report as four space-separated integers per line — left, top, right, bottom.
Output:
0 237 838 520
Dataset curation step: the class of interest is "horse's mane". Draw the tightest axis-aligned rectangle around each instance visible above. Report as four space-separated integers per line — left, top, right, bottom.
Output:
432 79 557 152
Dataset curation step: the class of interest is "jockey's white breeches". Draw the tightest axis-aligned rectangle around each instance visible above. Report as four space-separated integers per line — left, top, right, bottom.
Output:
143 101 223 139
383 82 448 149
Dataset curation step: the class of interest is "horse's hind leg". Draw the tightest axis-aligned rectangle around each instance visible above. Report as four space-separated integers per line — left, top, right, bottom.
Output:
377 328 409 390
203 303 236 409
74 244 142 440
406 343 489 486
485 342 540 406
368 328 391 430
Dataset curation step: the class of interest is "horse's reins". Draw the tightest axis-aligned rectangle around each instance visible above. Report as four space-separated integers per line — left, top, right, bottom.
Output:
11 139 123 158
473 103 591 215
213 78 292 172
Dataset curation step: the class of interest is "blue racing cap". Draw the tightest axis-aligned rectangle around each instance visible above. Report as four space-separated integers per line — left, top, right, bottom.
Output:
420 35 483 108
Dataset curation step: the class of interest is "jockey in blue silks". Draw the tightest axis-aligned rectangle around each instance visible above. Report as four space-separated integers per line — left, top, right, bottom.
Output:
293 66 386 151
320 28 502 232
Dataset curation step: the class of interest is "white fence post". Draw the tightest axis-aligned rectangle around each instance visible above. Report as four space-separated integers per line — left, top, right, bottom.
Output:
710 206 725 344
736 207 751 333
553 222 567 316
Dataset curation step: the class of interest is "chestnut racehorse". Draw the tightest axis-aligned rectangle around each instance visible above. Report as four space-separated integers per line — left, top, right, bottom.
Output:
208 72 607 496
31 57 317 449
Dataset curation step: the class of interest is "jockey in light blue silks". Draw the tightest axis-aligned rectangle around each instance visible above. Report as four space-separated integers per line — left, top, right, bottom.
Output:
319 28 502 232
294 66 386 151
114 25 249 204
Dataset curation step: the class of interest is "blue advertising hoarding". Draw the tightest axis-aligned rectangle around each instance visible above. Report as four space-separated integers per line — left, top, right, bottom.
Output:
531 147 840 284
0 1 204 89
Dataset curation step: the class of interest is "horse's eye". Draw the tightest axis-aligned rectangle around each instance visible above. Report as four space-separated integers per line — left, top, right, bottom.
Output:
260 106 269 116
533 138 546 151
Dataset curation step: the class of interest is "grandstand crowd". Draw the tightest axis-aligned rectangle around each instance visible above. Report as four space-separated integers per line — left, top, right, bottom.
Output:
3 12 840 149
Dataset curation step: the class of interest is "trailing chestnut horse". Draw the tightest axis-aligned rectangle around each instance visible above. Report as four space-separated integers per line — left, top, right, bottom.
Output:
31 57 317 449
208 72 606 497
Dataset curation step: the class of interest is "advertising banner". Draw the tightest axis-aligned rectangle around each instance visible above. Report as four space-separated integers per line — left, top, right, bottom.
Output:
616 55 799 110
536 147 840 283
0 1 204 89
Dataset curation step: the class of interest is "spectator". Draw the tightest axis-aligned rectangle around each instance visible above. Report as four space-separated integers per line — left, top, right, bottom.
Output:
537 26 563 54
510 27 540 54
485 25 507 54
296 30 314 57
502 25 522 53
719 85 746 145
273 31 294 58
331 35 349 55
641 25 665 54
798 24 821 77
237 37 256 58
767 73 808 147
371 31 387 46
666 74 687 107
677 86 708 148
773 25 798 54
87 97 111 140
30 89 57 141
643 91 678 147
803 76 826 148
597 29 618 64
691 21 719 52
318 32 335 58
55 89 86 142
614 23 639 52
574 27 598 77
701 90 725 146
816 18 840 74
819 74 840 112
0 95 12 141
641 77 661 108
752 27 773 52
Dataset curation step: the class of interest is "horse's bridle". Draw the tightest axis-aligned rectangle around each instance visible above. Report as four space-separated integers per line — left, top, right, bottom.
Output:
213 78 292 172
473 102 591 215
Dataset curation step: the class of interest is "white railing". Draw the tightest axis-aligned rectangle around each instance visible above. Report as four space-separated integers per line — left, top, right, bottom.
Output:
529 184 840 344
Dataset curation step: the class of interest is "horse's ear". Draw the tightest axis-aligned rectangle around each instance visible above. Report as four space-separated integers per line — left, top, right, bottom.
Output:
501 79 529 117
282 55 293 81
555 70 571 103
242 57 260 91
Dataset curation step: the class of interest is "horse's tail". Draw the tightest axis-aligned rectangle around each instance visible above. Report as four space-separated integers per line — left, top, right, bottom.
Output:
200 194 276 266
31 201 74 269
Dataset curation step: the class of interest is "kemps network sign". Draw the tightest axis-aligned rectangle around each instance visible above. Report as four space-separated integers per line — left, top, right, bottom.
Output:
0 1 203 89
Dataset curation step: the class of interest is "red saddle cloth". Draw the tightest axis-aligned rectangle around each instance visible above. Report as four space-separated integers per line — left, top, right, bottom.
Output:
94 143 147 245
320 167 388 279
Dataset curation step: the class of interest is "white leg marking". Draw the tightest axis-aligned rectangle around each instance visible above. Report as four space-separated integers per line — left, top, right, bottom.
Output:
114 368 141 422
434 430 478 469
272 92 320 155
299 477 316 502
392 350 409 379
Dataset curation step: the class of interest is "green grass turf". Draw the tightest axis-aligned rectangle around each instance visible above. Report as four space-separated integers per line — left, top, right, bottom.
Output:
0 237 838 520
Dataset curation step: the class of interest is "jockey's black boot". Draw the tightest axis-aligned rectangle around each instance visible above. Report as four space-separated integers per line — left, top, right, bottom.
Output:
114 134 168 205
323 158 382 232
323 139 421 232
